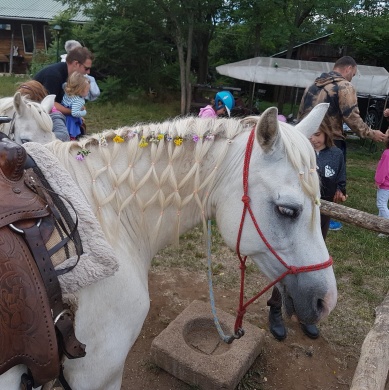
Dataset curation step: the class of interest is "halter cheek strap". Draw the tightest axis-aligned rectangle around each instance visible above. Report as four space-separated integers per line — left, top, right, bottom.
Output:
233 128 333 335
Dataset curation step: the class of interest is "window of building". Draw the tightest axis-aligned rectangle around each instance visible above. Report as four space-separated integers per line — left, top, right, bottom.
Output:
44 25 54 51
21 24 35 54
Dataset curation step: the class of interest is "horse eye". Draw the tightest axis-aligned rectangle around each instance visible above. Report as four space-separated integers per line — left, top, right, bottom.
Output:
20 139 29 144
277 205 300 218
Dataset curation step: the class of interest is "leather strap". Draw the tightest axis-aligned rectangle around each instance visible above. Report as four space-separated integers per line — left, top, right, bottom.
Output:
20 222 86 360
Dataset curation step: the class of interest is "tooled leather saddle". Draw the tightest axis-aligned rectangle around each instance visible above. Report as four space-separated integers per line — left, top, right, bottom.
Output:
0 137 86 388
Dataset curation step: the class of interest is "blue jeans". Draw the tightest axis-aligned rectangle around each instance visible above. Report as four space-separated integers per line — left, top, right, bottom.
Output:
377 188 389 219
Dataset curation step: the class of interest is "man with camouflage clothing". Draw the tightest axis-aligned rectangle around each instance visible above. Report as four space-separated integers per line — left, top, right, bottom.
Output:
298 55 386 158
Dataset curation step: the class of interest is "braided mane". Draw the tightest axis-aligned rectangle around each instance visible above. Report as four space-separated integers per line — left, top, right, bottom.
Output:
47 115 319 243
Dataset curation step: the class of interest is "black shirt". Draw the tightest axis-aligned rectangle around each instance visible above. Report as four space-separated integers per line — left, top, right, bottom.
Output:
34 62 68 103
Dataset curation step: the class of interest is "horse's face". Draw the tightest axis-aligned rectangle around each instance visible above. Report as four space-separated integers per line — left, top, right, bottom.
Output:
9 92 56 144
215 103 337 325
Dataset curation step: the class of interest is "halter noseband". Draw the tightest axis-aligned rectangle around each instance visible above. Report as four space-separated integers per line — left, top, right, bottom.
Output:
7 112 16 141
233 128 333 335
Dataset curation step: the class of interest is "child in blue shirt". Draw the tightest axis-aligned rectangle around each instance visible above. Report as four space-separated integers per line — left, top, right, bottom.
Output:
62 72 90 140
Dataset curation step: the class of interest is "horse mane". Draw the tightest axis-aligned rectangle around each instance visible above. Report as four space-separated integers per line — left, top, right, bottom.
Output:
47 115 319 243
0 96 53 133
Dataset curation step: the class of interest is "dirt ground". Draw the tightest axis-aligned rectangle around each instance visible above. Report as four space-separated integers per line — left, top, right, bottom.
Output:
121 267 362 390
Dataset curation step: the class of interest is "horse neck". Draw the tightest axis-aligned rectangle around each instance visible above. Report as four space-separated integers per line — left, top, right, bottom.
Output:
50 124 247 257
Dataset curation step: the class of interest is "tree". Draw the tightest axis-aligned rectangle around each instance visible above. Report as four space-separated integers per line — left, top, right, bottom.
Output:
328 0 389 69
58 0 175 100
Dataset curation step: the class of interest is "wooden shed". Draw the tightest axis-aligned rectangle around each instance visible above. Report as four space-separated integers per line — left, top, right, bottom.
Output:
0 0 87 74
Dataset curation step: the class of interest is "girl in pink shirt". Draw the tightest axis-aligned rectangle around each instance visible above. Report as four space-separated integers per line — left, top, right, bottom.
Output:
375 138 389 221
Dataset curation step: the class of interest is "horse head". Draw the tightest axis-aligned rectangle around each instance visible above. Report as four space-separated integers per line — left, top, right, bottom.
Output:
1 92 56 145
215 103 337 325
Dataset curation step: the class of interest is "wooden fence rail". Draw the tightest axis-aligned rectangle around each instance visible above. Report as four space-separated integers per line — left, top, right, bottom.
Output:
320 199 389 234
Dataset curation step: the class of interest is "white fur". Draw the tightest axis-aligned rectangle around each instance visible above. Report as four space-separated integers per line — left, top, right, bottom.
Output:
0 104 337 390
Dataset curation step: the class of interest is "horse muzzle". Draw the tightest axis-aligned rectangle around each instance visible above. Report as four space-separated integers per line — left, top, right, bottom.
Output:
282 272 337 324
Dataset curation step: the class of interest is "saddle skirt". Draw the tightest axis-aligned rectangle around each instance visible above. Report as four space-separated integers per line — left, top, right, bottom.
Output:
0 139 60 385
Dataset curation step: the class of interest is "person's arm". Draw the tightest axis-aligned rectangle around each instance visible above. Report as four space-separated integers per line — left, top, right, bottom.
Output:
333 152 347 202
86 75 100 101
54 102 72 115
339 82 386 142
71 98 87 117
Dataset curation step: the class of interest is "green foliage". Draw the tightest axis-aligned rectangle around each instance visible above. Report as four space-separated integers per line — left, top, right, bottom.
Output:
72 0 174 96
328 1 389 68
96 76 124 103
29 50 56 76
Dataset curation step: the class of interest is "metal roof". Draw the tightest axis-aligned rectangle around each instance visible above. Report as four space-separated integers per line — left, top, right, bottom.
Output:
0 0 89 23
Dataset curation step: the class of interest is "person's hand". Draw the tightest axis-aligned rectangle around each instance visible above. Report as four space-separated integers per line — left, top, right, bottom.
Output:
333 190 348 203
371 129 387 142
384 108 389 117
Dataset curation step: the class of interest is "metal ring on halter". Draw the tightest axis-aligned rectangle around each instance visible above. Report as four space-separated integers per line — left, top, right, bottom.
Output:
54 309 73 325
225 328 245 344
9 218 42 234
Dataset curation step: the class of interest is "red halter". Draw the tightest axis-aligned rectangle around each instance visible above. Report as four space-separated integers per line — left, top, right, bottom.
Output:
233 129 333 334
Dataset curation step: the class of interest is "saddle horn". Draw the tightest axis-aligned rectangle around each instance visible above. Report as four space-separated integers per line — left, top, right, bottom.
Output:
0 138 27 181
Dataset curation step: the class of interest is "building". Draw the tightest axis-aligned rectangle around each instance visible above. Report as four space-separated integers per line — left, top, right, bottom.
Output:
0 0 88 74
272 33 356 63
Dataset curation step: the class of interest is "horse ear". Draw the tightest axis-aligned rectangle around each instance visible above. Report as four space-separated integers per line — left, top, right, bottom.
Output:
41 94 55 113
255 106 280 152
294 103 329 138
13 91 26 115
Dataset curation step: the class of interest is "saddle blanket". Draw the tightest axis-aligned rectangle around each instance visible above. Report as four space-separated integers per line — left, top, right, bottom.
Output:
23 142 119 294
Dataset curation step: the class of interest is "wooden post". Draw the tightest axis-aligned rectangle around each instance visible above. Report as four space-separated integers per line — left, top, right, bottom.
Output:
350 293 389 390
320 200 389 235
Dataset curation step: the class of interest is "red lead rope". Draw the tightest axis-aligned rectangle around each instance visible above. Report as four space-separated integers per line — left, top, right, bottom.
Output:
233 129 333 334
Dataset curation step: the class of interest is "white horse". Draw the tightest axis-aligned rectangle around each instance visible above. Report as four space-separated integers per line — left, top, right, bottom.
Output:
0 92 56 144
0 103 337 390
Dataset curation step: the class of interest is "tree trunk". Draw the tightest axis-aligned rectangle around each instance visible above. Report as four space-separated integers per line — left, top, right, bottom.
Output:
177 40 186 116
320 200 389 234
185 19 193 114
350 293 389 390
196 40 209 84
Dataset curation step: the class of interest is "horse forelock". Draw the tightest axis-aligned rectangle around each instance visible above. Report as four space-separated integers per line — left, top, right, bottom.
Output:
21 100 53 133
277 121 320 220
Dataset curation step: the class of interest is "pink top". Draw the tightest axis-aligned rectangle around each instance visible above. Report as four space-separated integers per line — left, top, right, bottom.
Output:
375 149 389 189
199 105 217 118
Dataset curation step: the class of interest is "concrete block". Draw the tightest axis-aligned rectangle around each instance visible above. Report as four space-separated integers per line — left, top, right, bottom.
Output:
150 300 265 390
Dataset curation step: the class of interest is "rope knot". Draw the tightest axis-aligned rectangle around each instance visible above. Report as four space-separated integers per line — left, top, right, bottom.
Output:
237 308 246 317
289 265 299 274
241 195 250 204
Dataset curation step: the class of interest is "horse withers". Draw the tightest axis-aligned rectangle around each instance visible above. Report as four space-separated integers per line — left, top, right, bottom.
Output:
0 103 336 390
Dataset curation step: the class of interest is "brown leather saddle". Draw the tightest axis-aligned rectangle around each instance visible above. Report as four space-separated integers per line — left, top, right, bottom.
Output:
0 138 86 388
